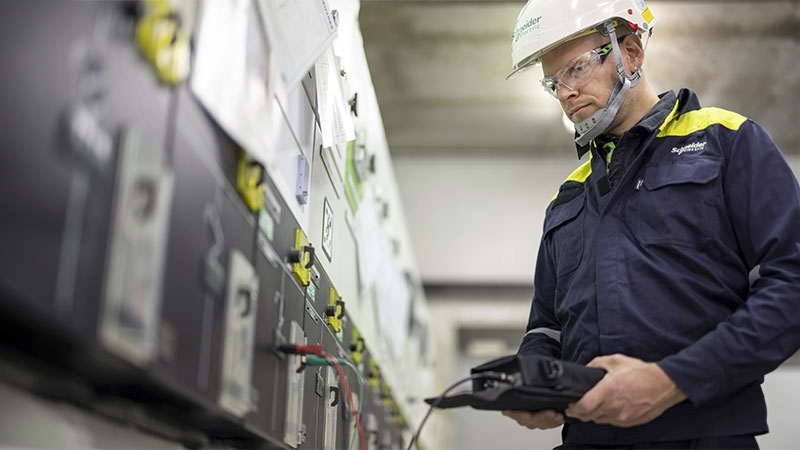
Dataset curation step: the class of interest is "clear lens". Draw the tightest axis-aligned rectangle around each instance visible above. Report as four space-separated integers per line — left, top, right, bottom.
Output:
539 43 609 99
540 77 558 97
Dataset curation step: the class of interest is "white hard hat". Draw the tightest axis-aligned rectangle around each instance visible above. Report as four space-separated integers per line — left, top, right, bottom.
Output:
508 0 656 80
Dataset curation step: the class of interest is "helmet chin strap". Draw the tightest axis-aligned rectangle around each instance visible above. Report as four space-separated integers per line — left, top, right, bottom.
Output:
574 21 641 147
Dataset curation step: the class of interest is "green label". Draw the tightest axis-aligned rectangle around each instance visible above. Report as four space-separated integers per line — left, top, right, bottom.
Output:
307 282 317 303
258 208 275 241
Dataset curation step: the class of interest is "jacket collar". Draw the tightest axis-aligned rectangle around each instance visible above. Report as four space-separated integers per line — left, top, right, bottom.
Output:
574 88 698 159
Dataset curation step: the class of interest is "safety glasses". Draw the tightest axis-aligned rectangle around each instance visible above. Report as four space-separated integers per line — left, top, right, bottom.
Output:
539 40 615 99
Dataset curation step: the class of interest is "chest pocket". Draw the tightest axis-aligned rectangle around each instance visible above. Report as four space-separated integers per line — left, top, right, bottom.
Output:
635 157 722 248
544 183 586 276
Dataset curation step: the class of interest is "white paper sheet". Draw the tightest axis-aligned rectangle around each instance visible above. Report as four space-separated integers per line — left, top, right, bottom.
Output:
374 256 412 360
354 194 387 293
191 0 283 166
352 194 411 359
315 45 356 148
257 0 337 90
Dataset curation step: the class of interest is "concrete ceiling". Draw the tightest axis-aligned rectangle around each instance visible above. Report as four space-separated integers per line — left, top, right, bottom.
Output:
360 0 800 157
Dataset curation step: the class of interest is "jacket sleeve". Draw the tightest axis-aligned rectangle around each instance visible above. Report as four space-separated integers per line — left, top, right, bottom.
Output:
519 224 562 358
658 120 800 405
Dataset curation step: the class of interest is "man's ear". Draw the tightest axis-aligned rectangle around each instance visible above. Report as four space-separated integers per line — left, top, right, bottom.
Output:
623 35 645 70
620 35 644 70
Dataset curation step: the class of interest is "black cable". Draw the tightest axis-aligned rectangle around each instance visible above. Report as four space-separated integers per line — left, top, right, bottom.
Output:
405 371 510 450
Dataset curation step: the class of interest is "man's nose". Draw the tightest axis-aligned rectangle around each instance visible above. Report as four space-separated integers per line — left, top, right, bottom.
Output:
557 82 577 102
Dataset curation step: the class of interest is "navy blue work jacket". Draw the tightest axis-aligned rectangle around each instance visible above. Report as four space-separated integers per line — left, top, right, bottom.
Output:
519 88 800 444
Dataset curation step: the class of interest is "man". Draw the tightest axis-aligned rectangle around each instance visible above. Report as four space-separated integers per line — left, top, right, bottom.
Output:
501 0 800 448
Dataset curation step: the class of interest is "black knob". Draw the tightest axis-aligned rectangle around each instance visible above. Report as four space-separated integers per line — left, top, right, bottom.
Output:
326 305 337 317
287 249 303 263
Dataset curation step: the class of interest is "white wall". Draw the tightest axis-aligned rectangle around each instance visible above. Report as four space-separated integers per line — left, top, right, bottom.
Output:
758 366 800 450
393 153 580 285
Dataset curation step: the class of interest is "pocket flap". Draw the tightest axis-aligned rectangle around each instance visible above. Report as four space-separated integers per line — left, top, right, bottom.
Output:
544 193 584 236
644 158 721 190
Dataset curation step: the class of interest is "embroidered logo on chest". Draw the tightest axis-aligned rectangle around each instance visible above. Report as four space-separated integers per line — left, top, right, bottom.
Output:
671 142 707 155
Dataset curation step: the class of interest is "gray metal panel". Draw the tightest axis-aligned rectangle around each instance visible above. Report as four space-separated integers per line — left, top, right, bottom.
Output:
299 301 323 450
248 241 290 443
0 0 98 316
158 95 225 401
0 0 170 362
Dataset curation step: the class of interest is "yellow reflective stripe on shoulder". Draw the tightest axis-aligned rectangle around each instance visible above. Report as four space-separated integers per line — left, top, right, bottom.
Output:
550 159 592 202
565 159 592 183
658 106 747 138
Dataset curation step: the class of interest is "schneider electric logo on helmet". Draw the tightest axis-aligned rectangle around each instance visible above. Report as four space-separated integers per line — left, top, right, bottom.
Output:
513 15 542 42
